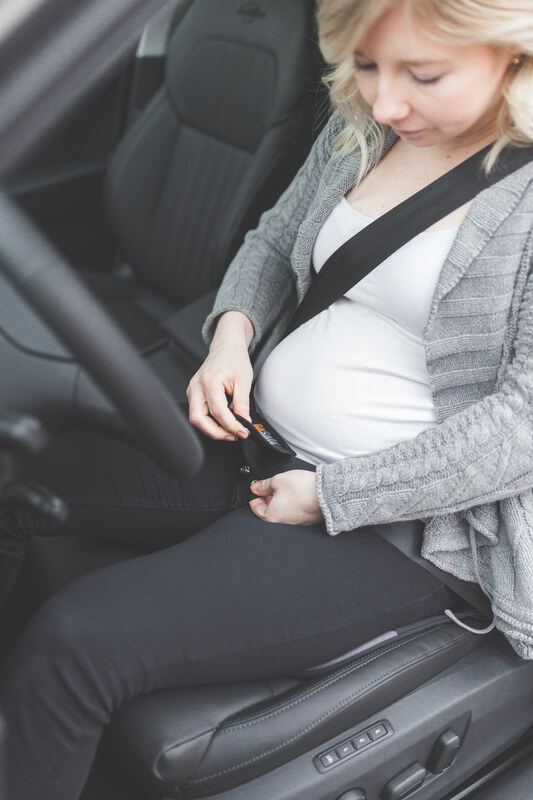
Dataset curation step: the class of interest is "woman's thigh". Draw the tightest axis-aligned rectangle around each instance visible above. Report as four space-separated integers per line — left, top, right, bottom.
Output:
17 430 250 548
11 507 451 688
0 509 451 800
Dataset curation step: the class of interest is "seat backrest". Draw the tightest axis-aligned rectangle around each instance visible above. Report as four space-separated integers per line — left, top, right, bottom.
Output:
106 0 321 307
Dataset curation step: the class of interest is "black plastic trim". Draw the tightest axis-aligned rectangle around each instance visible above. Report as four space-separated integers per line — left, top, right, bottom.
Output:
440 726 533 800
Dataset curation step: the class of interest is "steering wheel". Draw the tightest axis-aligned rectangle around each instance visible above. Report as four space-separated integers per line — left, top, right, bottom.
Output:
0 192 204 478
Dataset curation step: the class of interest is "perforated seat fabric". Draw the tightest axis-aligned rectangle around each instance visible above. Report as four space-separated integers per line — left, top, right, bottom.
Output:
98 0 320 356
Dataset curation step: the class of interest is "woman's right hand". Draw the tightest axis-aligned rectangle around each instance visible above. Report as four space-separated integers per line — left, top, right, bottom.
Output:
186 311 255 441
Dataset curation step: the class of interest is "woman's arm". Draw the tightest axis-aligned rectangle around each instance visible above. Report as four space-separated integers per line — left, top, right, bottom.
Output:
317 267 533 535
189 116 343 441
202 113 344 353
187 311 254 440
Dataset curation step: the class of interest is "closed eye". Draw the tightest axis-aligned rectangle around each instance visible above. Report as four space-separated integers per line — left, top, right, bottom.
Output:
353 60 376 72
411 73 440 85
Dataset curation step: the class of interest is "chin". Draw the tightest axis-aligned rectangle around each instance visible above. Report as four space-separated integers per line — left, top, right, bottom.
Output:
400 130 456 149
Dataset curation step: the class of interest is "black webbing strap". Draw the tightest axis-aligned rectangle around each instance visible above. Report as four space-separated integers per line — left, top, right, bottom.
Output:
285 144 533 338
281 143 533 618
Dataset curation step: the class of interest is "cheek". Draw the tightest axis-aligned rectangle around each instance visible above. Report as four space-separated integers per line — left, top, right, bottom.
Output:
426 84 494 130
433 68 506 129
428 98 474 128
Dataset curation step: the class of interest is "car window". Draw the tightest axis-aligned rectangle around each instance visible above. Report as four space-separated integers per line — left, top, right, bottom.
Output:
0 0 172 180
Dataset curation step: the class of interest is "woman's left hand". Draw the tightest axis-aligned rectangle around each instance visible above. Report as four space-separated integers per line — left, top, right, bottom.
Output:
249 470 324 525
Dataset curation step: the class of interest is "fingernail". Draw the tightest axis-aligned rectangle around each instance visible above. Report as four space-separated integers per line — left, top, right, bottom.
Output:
224 435 237 442
237 429 248 438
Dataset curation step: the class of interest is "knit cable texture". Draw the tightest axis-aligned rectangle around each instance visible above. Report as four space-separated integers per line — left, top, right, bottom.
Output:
205 112 533 657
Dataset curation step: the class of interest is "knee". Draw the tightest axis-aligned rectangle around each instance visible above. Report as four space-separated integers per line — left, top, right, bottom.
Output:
13 587 93 672
27 587 91 654
6 584 116 721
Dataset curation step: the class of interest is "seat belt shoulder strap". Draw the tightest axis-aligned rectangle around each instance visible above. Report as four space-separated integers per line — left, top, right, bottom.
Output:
286 144 533 337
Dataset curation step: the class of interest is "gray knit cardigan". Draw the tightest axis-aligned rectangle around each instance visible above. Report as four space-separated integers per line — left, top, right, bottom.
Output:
204 113 533 659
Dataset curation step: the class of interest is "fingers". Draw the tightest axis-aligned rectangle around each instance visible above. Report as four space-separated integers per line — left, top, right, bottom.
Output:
204 384 247 437
232 379 251 423
249 497 270 519
249 477 274 520
187 379 235 440
187 374 249 441
186 339 253 441
189 404 236 441
250 478 272 496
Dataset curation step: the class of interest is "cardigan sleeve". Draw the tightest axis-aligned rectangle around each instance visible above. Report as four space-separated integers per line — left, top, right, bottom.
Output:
202 113 343 352
316 261 533 535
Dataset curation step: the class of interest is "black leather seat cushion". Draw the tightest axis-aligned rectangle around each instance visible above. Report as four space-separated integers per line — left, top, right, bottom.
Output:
108 618 486 798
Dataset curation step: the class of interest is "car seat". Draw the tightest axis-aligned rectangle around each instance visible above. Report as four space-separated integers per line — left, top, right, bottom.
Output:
8 1 533 797
86 0 321 378
20 530 533 800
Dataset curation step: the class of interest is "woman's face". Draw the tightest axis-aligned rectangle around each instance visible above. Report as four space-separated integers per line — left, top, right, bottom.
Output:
353 3 514 151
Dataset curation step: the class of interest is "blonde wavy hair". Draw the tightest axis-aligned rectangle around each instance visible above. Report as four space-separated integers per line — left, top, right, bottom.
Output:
316 0 533 178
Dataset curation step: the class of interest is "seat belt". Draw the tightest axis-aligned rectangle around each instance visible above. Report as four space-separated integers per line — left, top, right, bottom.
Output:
281 142 533 619
285 143 533 338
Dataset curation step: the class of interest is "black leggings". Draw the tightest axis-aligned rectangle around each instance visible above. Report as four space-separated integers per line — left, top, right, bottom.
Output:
0 431 451 800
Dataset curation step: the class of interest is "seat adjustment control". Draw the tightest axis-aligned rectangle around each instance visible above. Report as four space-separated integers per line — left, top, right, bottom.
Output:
315 720 391 773
382 762 427 800
338 791 366 800
428 729 462 774
321 751 340 768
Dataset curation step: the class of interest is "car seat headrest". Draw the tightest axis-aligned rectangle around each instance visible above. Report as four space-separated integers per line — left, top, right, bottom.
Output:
166 0 315 152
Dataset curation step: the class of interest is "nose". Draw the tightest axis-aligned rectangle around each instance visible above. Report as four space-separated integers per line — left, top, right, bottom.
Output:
371 78 411 125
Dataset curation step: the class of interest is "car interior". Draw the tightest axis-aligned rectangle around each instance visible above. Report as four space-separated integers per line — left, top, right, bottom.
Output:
1 1 533 799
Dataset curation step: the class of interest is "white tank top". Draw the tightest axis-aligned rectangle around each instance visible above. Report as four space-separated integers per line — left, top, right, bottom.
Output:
254 197 458 465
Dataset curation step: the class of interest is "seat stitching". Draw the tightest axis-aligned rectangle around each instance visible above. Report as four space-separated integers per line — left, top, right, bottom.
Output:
108 93 167 194
158 625 450 781
188 630 469 784
186 629 471 784
155 727 217 781
219 623 449 728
